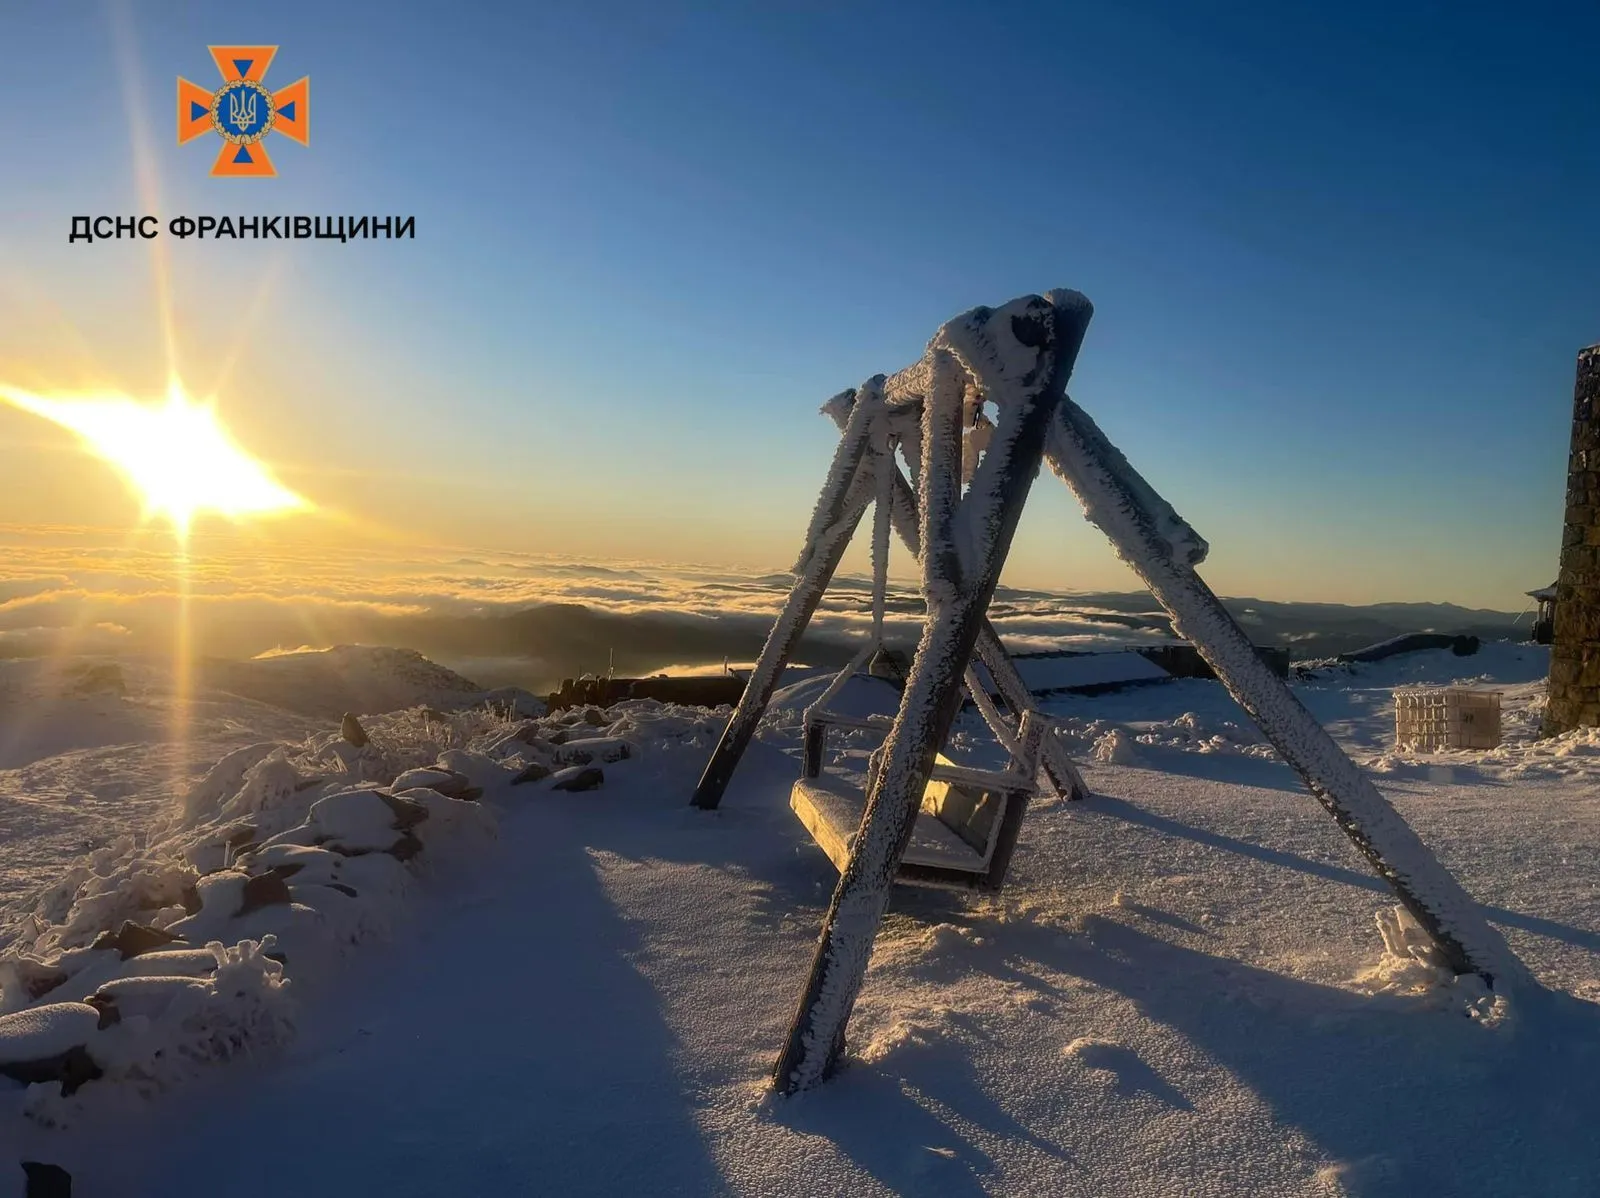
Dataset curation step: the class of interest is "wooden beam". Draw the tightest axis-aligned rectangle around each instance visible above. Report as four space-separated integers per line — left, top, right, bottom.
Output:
690 391 879 810
1042 392 1525 990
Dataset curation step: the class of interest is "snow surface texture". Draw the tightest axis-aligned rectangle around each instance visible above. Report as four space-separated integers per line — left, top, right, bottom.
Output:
12 640 1592 1197
0 679 730 1144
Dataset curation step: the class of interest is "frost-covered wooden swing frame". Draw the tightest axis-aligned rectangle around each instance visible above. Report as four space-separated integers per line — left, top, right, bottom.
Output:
691 290 1525 1094
710 331 1081 893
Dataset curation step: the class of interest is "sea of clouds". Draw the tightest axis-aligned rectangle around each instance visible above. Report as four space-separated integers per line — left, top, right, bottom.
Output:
0 525 1525 694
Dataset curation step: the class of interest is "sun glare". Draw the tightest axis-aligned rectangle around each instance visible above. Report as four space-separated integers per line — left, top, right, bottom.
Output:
0 379 309 536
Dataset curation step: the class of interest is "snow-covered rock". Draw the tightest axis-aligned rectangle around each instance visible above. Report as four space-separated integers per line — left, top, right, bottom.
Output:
391 767 475 798
435 750 510 793
0 1004 100 1064
549 765 604 792
1092 728 1140 765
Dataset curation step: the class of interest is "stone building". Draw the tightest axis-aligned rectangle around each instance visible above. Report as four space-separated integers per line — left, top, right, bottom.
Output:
1547 344 1600 733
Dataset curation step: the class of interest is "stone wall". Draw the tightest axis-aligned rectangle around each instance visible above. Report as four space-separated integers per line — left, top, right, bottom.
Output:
1547 344 1600 733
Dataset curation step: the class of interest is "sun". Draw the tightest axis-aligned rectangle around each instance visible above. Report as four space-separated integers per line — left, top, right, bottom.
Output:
0 378 310 536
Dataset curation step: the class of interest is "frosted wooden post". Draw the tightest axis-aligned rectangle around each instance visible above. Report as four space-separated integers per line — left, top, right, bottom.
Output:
773 295 1093 1092
981 709 1045 885
691 391 879 810
1547 343 1600 735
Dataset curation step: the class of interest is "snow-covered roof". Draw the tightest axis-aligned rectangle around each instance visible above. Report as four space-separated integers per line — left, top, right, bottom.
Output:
971 650 1171 695
1527 583 1557 601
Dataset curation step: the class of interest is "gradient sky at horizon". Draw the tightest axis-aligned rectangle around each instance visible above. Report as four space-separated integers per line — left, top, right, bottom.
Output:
0 1 1596 611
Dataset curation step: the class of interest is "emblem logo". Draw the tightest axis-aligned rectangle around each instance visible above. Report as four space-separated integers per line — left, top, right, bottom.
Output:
178 46 308 178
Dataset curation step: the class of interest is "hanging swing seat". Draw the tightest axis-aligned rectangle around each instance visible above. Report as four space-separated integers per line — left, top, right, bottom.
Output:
764 362 1052 894
790 705 1037 891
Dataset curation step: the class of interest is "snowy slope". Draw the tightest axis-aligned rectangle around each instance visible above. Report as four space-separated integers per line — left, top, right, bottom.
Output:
0 642 1594 1196
0 647 536 929
0 658 320 922
197 646 496 719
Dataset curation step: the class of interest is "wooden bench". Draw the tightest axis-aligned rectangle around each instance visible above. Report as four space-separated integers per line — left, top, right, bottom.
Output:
791 724 1034 890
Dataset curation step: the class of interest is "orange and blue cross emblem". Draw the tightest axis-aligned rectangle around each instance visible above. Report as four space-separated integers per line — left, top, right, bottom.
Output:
178 46 308 178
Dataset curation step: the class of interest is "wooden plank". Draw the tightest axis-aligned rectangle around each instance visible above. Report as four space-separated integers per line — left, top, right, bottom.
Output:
921 776 1001 856
927 761 1032 792
806 710 894 733
979 713 1045 889
790 776 987 873
789 779 856 873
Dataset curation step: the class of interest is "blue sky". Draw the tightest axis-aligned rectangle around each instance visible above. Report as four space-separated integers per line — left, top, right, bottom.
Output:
0 0 1595 609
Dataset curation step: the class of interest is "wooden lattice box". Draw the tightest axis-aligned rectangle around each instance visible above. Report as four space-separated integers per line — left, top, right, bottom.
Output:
1393 687 1503 751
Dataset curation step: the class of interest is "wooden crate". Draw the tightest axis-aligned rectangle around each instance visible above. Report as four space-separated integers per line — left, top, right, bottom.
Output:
1394 687 1502 751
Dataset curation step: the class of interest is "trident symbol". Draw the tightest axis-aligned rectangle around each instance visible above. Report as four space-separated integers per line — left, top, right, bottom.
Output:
228 88 257 132
179 46 309 176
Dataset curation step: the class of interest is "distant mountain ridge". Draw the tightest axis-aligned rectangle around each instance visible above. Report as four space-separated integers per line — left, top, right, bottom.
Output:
371 591 1528 693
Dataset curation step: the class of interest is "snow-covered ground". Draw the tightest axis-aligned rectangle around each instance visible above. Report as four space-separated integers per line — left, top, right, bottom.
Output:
0 648 537 923
0 640 1594 1196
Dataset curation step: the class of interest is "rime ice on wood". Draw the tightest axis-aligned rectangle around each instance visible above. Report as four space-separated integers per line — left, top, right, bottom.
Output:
770 295 1094 1091
824 392 1088 803
689 389 880 810
693 286 1528 1095
1042 359 1524 992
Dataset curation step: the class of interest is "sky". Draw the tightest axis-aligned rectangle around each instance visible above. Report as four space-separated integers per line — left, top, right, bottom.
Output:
0 0 1596 612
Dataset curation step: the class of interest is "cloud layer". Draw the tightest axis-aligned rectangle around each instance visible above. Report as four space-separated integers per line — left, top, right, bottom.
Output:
0 526 1524 693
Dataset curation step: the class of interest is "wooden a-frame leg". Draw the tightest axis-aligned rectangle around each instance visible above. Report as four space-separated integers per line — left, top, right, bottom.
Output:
1043 395 1525 990
691 391 880 810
